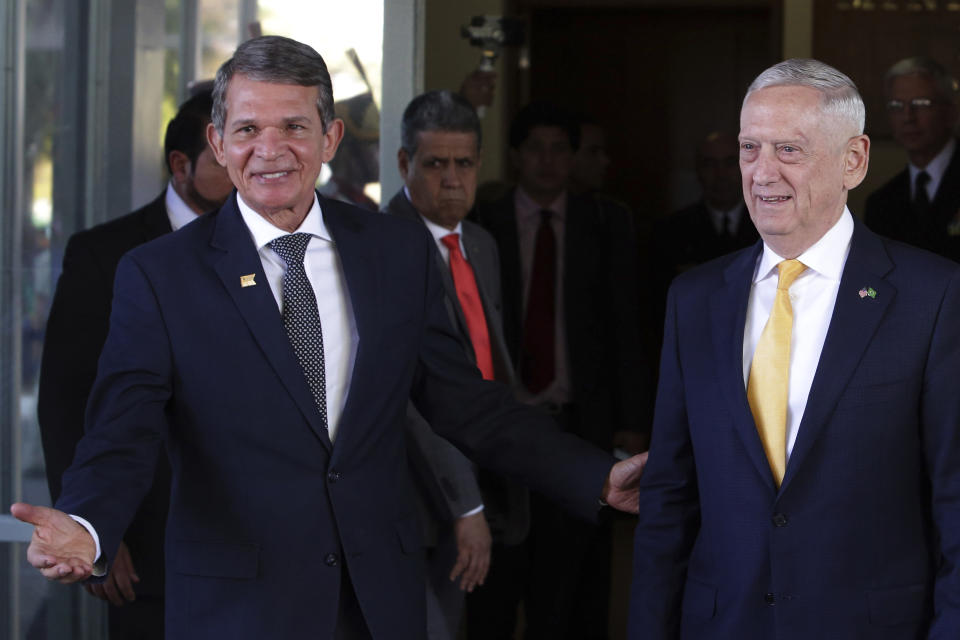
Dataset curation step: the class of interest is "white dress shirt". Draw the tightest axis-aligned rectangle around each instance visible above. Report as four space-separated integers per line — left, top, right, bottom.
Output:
164 181 201 231
80 192 360 564
742 208 853 460
403 187 468 265
236 192 358 443
909 137 956 201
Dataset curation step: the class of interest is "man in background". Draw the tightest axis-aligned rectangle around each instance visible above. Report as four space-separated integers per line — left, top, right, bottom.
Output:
477 101 649 639
385 89 528 640
652 130 757 327
865 56 960 261
36 89 233 639
569 114 611 196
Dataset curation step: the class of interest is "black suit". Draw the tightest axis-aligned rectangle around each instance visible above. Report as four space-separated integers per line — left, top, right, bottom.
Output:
865 140 960 262
478 189 649 449
38 193 172 639
476 188 649 639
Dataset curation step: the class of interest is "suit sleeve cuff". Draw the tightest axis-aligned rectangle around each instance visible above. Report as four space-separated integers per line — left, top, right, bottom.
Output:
458 504 485 518
68 514 106 576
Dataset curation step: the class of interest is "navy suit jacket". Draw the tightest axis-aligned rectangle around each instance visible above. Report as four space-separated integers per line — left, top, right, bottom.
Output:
630 218 960 639
55 193 613 639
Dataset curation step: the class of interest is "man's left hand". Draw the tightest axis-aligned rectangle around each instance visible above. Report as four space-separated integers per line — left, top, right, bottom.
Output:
449 511 492 592
602 451 649 514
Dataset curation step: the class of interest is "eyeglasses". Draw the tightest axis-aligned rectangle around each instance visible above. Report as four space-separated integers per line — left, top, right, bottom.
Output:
886 98 940 113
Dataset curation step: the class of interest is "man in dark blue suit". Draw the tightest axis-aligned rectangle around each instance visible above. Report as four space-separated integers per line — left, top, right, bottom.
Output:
10 36 645 640
630 59 960 639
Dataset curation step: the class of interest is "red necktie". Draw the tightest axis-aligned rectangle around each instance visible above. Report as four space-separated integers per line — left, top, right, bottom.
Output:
441 234 495 380
521 210 556 393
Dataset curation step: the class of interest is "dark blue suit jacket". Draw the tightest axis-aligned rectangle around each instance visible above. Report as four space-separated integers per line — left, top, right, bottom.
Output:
55 193 613 639
630 218 960 639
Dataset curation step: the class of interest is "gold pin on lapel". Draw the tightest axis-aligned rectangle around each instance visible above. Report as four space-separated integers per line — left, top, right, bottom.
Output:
240 274 257 288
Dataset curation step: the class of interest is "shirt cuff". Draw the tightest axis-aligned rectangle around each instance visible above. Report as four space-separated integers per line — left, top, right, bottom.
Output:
69 514 106 577
458 504 485 518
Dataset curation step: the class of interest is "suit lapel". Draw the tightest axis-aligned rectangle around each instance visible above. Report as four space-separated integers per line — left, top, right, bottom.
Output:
709 242 776 489
780 222 894 493
208 195 333 450
386 191 473 355
320 197 380 454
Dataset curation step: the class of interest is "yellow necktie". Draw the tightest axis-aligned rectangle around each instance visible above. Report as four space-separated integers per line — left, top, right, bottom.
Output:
747 259 807 487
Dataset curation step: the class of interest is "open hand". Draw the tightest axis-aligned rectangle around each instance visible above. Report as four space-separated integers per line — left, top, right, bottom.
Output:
10 502 96 583
601 451 649 514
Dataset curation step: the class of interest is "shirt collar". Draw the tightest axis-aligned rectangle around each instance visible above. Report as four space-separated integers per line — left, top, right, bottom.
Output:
236 191 329 250
909 137 955 187
164 181 201 231
419 212 463 243
754 206 854 284
515 186 566 222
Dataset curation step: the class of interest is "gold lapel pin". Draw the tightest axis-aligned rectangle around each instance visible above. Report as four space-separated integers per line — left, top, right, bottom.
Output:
240 274 257 288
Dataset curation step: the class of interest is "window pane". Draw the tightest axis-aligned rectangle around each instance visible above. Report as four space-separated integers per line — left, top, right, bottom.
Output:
200 0 240 79
4 0 107 637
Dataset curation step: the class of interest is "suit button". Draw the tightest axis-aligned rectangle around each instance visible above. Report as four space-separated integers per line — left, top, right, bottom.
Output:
325 553 339 567
772 513 788 527
328 470 341 483
764 592 776 606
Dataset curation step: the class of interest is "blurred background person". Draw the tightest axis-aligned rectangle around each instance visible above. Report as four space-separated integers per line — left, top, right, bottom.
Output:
865 56 960 262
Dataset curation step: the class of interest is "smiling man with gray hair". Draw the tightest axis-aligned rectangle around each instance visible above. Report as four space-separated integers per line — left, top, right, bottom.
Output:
630 58 960 639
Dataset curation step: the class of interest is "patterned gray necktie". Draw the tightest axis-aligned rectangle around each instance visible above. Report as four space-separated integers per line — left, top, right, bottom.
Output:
269 232 328 429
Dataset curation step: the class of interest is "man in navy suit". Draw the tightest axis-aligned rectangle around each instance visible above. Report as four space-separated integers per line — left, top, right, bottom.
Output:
385 89 511 639
630 58 960 639
11 36 645 640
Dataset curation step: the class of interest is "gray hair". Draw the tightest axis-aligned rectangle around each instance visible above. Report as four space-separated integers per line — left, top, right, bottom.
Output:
400 90 481 155
744 58 865 136
212 36 335 134
884 56 958 102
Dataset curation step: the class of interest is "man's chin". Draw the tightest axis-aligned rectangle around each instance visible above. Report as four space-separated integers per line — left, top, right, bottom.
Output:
437 204 470 224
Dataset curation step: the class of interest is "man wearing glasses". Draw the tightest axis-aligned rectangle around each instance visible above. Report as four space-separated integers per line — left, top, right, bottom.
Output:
865 56 960 261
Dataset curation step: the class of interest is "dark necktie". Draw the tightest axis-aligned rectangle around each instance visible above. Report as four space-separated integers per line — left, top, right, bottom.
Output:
521 210 556 394
442 233 495 380
914 170 931 217
269 232 328 428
